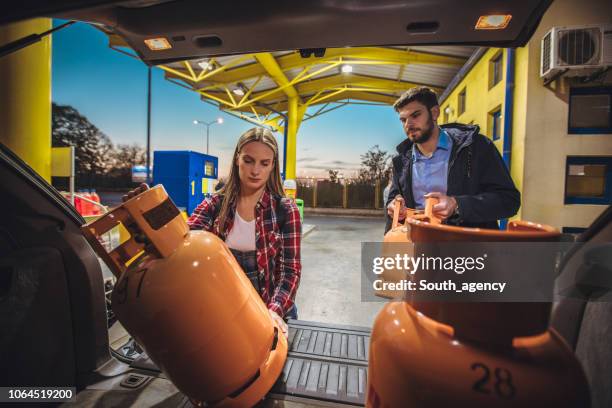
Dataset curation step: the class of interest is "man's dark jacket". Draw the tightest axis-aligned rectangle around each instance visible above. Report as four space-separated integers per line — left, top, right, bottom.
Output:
384 123 520 233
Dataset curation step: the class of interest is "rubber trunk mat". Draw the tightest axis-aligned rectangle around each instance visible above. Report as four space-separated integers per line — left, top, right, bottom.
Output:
270 320 370 406
131 320 371 406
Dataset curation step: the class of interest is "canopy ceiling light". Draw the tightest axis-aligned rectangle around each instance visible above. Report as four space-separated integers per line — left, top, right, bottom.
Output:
144 37 172 51
475 14 512 30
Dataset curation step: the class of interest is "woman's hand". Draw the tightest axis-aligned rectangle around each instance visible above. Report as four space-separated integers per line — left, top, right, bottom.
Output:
268 309 288 338
122 183 150 202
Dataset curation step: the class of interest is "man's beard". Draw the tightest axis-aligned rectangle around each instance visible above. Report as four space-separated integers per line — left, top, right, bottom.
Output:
406 111 434 144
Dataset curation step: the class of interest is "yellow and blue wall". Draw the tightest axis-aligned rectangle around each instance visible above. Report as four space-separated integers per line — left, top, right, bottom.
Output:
440 0 612 230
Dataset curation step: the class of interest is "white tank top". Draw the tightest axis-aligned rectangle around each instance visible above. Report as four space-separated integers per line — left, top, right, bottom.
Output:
225 211 256 251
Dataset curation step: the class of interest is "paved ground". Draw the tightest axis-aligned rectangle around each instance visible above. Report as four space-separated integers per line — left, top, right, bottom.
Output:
295 215 386 328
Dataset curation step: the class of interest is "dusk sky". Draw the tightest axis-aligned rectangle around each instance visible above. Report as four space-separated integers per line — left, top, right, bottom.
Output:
52 20 406 178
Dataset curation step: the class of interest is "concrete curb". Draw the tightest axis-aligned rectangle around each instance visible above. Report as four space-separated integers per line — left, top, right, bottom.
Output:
304 207 385 218
302 224 317 237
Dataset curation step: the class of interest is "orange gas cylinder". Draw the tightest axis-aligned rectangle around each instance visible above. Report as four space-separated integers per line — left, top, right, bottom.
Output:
81 185 287 407
368 215 590 407
378 198 439 299
384 197 441 243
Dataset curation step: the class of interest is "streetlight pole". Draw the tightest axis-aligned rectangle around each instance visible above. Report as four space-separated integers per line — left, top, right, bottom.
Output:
193 117 223 155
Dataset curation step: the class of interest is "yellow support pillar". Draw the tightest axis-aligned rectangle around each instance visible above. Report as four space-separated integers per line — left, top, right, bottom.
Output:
285 96 306 180
0 18 52 181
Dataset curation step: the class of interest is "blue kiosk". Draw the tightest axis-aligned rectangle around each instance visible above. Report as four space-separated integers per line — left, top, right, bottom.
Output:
153 151 219 215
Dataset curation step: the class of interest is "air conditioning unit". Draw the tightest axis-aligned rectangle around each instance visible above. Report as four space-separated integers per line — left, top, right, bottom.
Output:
540 24 612 82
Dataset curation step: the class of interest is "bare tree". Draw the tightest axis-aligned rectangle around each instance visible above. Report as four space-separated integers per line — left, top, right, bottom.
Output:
52 103 113 187
104 144 147 186
327 169 340 183
358 145 390 183
52 103 148 189
108 144 146 170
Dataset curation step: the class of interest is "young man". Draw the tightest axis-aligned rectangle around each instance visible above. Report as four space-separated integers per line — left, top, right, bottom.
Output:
385 87 520 232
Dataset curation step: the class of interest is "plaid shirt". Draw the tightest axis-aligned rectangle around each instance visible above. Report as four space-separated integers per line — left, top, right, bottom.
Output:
187 189 301 317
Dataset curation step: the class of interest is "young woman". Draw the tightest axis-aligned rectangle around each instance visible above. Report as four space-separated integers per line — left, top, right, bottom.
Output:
125 127 301 336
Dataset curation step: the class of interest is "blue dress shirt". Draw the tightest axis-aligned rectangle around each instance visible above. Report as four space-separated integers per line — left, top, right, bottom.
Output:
411 128 452 209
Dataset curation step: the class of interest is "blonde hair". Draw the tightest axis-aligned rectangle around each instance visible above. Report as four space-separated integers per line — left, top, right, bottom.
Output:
217 127 284 234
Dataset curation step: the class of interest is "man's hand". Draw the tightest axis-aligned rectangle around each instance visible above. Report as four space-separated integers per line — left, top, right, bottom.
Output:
424 192 457 219
269 309 288 338
122 183 150 202
387 195 408 220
